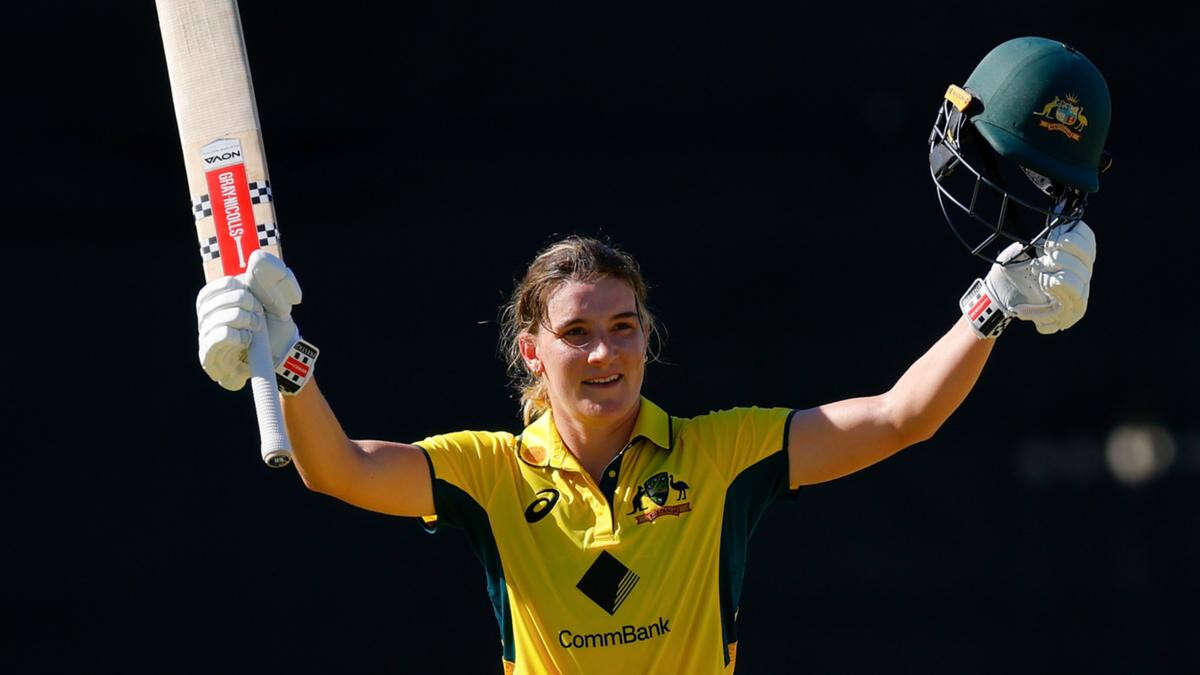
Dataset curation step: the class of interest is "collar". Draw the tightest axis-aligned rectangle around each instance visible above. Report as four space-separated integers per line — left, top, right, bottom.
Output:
517 397 673 470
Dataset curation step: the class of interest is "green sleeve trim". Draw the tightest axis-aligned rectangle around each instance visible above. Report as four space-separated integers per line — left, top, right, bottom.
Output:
415 445 515 663
415 444 440 533
718 409 798 665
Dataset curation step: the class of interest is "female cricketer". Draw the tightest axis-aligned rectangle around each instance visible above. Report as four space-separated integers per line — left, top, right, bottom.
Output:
193 37 1110 674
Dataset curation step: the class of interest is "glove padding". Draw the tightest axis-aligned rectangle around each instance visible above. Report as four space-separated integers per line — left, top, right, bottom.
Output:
981 221 1097 335
196 251 303 391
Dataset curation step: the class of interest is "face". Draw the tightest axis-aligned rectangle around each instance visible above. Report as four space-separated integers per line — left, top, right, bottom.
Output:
521 277 647 429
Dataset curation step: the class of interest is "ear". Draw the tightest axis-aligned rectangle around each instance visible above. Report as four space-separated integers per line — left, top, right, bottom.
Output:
518 333 542 375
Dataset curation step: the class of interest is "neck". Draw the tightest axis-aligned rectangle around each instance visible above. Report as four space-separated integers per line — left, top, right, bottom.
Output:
554 402 641 482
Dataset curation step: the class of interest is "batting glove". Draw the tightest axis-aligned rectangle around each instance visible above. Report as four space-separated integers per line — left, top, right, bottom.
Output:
960 221 1096 338
196 251 318 393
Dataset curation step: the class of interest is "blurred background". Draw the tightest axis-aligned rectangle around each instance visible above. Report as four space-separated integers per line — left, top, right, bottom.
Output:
6 2 1196 673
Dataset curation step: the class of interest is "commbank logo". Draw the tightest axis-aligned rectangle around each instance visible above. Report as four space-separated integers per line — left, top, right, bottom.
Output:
557 617 671 649
523 488 560 523
576 551 639 615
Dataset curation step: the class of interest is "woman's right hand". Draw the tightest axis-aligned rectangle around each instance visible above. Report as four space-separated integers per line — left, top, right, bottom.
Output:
195 250 303 391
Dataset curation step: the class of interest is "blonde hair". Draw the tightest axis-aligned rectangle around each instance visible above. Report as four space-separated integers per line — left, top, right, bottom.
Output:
499 236 660 425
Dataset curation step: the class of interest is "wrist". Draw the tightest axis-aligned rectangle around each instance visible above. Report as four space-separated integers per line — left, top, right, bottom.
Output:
960 278 1011 339
276 338 320 395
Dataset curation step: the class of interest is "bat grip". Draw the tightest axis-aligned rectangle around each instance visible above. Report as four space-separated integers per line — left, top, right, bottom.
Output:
249 324 292 467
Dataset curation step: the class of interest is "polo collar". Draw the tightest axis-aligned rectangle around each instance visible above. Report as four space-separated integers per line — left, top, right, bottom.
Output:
517 397 672 470
628 397 672 451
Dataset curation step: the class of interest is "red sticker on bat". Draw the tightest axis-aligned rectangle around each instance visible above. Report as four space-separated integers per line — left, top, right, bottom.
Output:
201 139 260 276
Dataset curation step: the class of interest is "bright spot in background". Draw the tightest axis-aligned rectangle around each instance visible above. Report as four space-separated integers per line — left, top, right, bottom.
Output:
1105 424 1176 486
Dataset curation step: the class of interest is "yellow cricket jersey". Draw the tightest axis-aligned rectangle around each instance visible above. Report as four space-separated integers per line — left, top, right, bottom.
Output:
416 398 797 675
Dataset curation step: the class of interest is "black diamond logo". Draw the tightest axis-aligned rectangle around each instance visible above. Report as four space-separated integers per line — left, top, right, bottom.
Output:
576 551 639 615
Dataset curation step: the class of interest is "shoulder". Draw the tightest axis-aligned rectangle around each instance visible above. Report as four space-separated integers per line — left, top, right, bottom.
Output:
415 429 521 503
416 429 519 460
675 406 794 438
673 406 796 478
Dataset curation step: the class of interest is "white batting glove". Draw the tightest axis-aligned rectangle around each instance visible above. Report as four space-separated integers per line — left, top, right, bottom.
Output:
196 276 265 390
960 221 1096 338
196 251 307 391
242 250 303 350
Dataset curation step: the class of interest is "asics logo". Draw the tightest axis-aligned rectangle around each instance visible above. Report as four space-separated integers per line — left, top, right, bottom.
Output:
524 489 560 523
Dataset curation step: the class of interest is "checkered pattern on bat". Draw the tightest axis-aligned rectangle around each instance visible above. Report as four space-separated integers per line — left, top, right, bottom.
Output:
199 236 220 261
248 180 272 204
257 222 280 246
192 194 212 220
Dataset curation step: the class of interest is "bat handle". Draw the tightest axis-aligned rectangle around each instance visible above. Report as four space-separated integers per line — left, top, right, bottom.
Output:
248 323 292 467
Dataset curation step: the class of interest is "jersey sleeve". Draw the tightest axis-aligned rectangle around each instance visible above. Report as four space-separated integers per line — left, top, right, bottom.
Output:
689 406 797 489
413 430 513 532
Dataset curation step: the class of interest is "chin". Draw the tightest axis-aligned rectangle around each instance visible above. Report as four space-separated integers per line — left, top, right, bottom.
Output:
573 389 639 422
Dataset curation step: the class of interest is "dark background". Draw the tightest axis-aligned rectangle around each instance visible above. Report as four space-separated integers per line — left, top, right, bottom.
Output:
6 2 1196 673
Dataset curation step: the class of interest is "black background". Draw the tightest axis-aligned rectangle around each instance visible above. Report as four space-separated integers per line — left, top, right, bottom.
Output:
6 2 1197 673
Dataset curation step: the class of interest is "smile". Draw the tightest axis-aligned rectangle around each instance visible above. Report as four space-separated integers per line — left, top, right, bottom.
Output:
583 374 622 385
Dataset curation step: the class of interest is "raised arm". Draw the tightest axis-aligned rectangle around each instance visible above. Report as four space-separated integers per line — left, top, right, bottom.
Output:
281 379 434 516
196 251 434 517
787 317 990 487
787 222 1096 488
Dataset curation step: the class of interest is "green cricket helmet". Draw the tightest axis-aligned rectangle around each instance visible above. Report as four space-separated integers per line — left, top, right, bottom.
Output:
928 37 1112 264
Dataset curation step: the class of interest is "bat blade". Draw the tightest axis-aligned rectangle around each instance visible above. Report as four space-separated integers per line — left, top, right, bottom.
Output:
156 0 291 468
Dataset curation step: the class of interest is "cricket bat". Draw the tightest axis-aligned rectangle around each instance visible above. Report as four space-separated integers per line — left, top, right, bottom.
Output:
156 0 292 467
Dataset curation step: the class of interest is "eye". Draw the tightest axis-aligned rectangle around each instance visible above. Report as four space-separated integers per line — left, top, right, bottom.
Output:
612 321 636 332
558 325 590 347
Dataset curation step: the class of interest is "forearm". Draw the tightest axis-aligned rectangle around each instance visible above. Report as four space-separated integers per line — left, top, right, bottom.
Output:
281 378 368 495
281 379 435 515
884 316 994 444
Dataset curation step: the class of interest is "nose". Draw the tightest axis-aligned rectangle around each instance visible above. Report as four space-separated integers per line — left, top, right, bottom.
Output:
587 333 615 365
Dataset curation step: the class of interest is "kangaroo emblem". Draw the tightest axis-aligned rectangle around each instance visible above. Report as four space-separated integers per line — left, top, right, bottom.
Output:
627 485 648 514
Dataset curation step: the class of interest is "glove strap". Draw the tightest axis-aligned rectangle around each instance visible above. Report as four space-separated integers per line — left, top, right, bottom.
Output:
960 279 1011 339
275 339 320 396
